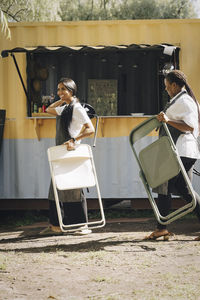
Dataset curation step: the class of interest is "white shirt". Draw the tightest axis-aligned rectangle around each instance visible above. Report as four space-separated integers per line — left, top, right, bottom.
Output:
55 102 94 142
165 90 200 159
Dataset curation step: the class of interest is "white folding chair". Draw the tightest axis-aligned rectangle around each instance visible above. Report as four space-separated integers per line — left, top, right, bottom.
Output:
47 144 106 232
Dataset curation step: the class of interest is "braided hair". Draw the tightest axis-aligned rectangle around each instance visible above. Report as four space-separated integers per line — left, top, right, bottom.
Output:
59 78 79 133
165 70 200 132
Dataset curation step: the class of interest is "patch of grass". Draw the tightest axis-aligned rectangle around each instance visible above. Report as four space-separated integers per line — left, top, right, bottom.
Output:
88 208 155 220
177 212 197 221
91 276 119 285
89 206 198 222
88 251 107 260
0 210 48 227
0 205 196 228
0 207 155 228
0 262 6 271
0 255 7 271
92 277 107 283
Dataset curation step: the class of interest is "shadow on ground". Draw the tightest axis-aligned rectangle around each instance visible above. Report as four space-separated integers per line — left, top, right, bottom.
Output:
0 216 199 254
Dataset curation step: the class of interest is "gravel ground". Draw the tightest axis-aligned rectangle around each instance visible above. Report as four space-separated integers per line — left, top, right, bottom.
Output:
0 216 200 300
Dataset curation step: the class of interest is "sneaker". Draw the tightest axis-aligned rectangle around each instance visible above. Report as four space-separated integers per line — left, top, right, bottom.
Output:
74 225 92 235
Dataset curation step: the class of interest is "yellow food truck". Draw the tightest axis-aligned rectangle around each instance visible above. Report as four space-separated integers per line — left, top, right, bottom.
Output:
0 19 200 209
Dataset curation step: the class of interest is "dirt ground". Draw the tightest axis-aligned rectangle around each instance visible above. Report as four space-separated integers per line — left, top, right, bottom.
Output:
0 216 200 300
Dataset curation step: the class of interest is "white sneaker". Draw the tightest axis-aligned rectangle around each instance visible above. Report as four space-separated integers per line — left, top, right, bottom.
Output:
74 225 92 235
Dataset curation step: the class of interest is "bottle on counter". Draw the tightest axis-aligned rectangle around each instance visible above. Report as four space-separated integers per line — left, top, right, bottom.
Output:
42 104 46 112
34 103 38 113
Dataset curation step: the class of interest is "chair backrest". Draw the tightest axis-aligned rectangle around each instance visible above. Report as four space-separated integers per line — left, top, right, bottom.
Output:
129 116 161 145
139 136 180 188
48 144 96 190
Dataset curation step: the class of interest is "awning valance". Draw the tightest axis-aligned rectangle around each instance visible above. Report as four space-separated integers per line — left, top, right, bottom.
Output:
1 44 178 57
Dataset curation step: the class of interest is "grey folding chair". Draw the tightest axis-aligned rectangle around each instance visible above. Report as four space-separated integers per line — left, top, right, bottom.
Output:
47 143 105 232
129 116 196 225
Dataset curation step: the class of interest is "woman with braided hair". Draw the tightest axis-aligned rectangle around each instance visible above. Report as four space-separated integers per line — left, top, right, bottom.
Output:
145 70 200 240
40 78 94 235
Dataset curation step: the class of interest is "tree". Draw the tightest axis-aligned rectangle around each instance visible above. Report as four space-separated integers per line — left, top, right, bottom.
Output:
109 0 197 20
113 0 161 20
0 0 61 22
0 0 62 38
0 8 11 39
0 0 198 32
28 0 61 22
59 0 121 21
158 0 196 19
59 0 197 21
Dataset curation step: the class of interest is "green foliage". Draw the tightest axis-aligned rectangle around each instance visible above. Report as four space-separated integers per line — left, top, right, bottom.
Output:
88 208 155 220
0 0 61 38
59 0 197 21
115 0 161 20
0 0 61 22
59 0 118 21
28 0 61 22
0 208 196 228
0 0 198 25
113 0 196 20
157 0 196 19
0 210 48 228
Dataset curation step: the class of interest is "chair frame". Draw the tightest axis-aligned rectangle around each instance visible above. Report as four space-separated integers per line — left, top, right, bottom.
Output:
129 116 196 225
48 144 106 232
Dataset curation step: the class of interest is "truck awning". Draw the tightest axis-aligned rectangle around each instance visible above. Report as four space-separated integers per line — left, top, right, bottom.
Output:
1 43 179 117
1 44 178 57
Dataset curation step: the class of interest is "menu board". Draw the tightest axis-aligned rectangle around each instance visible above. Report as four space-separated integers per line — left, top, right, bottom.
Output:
88 79 118 116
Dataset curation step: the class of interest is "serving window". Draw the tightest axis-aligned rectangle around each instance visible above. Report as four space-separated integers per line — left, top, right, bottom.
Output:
2 45 180 117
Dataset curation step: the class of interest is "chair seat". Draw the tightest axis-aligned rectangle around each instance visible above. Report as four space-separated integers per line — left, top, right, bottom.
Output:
139 136 180 188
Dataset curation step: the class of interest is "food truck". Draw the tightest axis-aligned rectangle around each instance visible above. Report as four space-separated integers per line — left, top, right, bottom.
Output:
0 19 200 209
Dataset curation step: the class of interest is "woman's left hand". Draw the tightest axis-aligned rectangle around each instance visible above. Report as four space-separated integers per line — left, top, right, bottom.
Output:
157 112 169 123
64 139 75 151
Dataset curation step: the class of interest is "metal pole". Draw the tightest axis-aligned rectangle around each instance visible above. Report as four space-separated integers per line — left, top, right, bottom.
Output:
93 115 99 147
11 53 30 101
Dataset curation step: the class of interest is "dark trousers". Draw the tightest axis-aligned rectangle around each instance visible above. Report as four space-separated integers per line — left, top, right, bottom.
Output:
157 157 200 229
49 192 88 227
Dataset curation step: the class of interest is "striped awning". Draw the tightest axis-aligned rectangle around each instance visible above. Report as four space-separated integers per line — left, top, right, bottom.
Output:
1 44 178 57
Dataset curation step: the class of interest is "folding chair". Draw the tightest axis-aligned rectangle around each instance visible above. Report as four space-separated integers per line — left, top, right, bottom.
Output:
47 143 106 232
129 116 196 225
